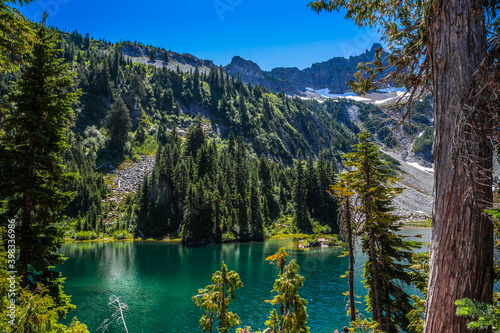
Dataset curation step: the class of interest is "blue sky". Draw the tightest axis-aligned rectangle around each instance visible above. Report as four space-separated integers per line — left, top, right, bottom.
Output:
18 0 382 70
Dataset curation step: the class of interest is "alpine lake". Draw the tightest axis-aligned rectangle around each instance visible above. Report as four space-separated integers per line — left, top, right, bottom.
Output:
57 228 431 333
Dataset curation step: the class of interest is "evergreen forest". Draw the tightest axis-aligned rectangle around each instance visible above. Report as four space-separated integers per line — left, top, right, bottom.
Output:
3 0 499 331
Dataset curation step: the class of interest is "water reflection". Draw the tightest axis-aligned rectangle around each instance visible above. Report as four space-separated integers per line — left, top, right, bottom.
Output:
58 228 430 333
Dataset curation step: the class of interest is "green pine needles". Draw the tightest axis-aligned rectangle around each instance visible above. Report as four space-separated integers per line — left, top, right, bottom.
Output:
456 298 500 332
192 262 243 333
194 249 310 333
335 131 421 332
267 259 309 333
0 15 80 320
265 247 309 333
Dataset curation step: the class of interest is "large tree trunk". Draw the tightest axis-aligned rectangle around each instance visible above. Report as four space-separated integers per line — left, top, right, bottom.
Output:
424 1 494 332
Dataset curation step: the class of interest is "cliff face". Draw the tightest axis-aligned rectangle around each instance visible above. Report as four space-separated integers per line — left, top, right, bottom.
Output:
225 56 297 93
226 43 386 95
122 42 387 95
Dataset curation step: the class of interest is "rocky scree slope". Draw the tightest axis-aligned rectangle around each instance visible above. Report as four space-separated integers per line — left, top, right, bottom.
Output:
390 153 433 221
106 155 155 205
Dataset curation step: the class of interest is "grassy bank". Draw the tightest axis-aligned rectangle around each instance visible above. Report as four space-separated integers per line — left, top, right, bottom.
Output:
64 236 181 244
403 219 432 228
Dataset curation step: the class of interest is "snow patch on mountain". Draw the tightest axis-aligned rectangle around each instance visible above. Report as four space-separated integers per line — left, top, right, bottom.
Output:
377 87 407 93
305 87 410 105
407 162 434 174
305 87 372 102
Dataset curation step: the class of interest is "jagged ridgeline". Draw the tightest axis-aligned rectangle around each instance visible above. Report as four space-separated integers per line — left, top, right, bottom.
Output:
0 29 397 241
52 30 359 161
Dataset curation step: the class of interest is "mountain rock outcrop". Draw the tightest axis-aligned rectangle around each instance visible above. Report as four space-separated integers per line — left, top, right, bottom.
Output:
123 42 388 96
225 43 387 95
122 43 214 73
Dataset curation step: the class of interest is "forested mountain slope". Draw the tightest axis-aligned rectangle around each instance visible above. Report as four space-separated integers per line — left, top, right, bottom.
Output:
0 29 433 243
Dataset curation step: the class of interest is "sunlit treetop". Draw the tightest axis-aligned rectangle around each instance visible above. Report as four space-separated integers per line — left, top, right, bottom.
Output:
0 1 36 72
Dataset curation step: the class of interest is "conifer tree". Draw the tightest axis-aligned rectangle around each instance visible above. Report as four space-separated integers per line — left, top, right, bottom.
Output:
0 1 35 72
227 132 236 157
0 18 78 314
249 176 262 239
317 151 337 228
330 179 357 323
93 57 111 98
161 88 174 112
105 96 131 151
193 262 243 333
259 156 272 197
266 309 280 333
185 114 206 157
293 150 310 232
149 49 156 62
304 156 319 216
267 259 309 333
266 247 289 326
137 175 151 231
238 87 249 134
234 136 249 238
341 131 419 332
309 1 497 331
83 33 90 50
193 66 202 101
181 180 215 245
111 45 120 84
218 65 226 93
209 64 220 112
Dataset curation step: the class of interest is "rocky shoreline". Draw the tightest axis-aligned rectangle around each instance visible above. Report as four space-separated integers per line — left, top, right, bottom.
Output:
297 236 341 249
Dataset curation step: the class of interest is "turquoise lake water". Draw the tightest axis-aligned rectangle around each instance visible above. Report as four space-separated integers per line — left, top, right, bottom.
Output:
57 228 431 332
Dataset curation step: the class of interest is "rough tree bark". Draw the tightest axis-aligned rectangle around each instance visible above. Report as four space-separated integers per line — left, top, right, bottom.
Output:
368 226 383 326
345 197 356 323
424 1 494 332
340 195 357 323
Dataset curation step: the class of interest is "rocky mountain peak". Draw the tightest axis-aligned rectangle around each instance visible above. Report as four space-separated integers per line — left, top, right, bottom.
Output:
370 42 383 51
226 43 388 96
227 56 264 79
123 42 388 96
